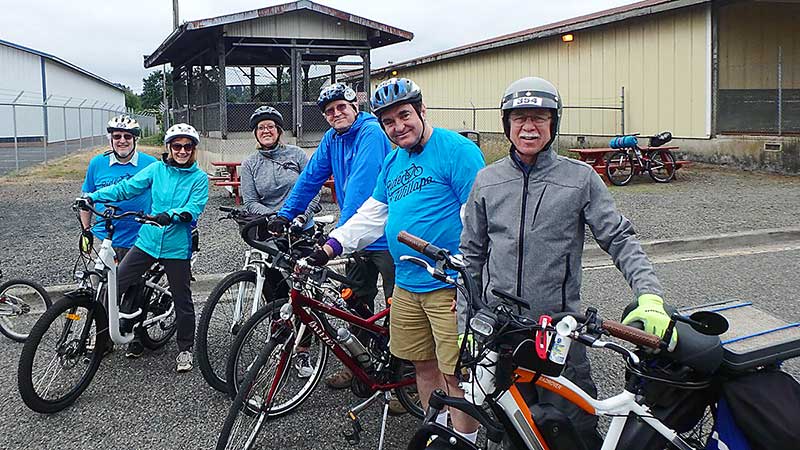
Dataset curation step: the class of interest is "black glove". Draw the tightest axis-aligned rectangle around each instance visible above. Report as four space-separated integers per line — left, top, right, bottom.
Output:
289 217 306 235
267 216 290 235
306 248 331 266
154 212 172 226
178 211 193 223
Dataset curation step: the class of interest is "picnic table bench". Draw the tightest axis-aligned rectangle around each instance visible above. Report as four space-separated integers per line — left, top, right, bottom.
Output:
569 146 691 181
209 160 338 205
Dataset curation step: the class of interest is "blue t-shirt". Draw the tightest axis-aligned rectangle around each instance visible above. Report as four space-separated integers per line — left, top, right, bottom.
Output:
373 128 485 292
81 151 157 249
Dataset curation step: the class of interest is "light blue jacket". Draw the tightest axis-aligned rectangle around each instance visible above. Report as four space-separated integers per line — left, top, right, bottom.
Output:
88 158 209 260
278 112 391 251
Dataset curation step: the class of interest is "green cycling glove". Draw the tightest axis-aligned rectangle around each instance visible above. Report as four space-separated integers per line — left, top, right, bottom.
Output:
80 230 94 254
622 294 677 350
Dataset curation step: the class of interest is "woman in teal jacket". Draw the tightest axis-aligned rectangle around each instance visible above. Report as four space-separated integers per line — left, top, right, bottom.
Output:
87 123 208 372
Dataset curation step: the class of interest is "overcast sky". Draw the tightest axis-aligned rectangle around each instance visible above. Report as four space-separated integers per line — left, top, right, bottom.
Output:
1 0 634 93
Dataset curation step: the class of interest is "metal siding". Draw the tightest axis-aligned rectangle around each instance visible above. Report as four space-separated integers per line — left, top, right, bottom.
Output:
0 44 44 138
224 10 366 40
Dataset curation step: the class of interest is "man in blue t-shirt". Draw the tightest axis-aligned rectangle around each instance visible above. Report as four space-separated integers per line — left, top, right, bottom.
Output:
305 78 484 442
80 115 156 261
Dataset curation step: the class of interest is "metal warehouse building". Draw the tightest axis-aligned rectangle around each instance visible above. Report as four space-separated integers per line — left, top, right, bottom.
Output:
0 38 126 145
366 0 799 173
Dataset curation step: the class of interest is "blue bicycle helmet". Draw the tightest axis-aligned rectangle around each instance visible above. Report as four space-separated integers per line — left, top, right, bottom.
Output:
249 106 284 130
317 83 357 111
371 78 422 117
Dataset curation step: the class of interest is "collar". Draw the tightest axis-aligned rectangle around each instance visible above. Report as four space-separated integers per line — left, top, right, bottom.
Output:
508 145 557 174
109 151 139 167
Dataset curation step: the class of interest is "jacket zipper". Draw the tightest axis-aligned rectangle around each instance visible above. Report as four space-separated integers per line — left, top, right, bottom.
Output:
516 176 529 297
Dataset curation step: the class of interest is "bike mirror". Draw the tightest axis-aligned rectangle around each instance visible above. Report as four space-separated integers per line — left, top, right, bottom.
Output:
686 311 729 336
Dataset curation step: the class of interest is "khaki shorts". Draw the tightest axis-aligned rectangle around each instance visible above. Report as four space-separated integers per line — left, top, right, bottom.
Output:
389 287 459 375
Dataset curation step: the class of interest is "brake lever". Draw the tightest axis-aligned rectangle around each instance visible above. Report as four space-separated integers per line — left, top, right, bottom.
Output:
399 255 455 284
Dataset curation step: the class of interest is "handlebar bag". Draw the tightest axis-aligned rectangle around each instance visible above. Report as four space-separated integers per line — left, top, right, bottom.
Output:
721 370 800 450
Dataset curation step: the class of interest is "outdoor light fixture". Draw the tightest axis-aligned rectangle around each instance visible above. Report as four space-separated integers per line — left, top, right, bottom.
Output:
562 34 574 43
391 70 398 76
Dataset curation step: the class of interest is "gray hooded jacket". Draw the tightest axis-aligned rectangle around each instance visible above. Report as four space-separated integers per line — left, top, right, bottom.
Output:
459 146 663 328
240 143 321 219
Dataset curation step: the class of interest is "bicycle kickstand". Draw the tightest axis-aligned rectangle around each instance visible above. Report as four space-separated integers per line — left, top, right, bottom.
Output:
376 391 392 450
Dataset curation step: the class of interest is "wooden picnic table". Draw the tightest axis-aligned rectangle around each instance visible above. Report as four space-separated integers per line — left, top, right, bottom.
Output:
209 161 242 205
568 146 689 181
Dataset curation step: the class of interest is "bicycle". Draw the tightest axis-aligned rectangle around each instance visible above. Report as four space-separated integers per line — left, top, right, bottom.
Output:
605 131 677 186
397 231 800 450
0 270 52 343
196 206 336 393
215 216 423 450
16 199 185 413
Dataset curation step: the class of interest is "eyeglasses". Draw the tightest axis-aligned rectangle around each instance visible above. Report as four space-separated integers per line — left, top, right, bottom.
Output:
170 142 196 152
323 103 350 117
112 133 134 140
257 124 278 132
510 113 552 126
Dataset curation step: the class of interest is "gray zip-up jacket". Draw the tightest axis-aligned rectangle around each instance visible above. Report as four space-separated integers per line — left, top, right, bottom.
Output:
459 146 663 328
240 144 321 219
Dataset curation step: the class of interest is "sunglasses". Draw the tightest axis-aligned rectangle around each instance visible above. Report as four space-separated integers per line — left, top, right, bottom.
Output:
112 134 134 140
323 103 350 117
170 142 196 152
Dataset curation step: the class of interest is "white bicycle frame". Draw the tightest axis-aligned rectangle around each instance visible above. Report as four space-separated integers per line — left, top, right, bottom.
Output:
461 331 696 450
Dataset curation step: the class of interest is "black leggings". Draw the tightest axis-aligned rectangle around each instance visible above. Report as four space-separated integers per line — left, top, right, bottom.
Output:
117 246 195 352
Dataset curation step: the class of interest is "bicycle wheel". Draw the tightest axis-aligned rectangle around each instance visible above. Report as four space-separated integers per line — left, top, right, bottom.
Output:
197 270 275 393
228 316 328 414
225 299 287 396
648 150 677 183
393 359 424 419
139 272 177 350
17 293 107 413
605 150 635 186
0 278 52 343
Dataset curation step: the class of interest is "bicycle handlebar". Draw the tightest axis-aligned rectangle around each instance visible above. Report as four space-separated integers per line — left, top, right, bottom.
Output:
601 320 661 349
397 230 448 261
74 198 161 226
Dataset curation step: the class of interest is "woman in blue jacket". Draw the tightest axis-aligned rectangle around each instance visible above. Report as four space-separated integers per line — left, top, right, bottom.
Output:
87 123 208 372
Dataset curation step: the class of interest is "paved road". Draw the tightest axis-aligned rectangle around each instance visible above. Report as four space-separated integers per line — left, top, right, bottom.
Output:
1 248 798 450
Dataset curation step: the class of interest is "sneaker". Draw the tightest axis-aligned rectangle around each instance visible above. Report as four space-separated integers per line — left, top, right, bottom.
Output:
324 367 353 389
176 351 193 373
294 351 313 378
125 340 144 359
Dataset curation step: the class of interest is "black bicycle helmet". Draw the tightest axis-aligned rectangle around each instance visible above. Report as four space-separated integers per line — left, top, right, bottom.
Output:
249 106 284 130
317 83 357 111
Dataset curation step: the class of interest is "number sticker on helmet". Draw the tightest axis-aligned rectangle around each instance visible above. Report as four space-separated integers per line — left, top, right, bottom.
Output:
512 96 543 107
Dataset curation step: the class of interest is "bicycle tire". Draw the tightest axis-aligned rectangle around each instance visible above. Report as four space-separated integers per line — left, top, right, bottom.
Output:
17 293 107 413
197 270 275 393
227 314 328 414
225 298 287 396
138 271 177 350
216 343 273 450
393 359 425 419
0 278 52 343
605 150 635 186
648 150 677 183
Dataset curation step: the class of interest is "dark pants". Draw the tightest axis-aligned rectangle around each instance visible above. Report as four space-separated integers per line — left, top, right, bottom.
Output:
345 249 395 312
517 344 602 449
117 246 195 352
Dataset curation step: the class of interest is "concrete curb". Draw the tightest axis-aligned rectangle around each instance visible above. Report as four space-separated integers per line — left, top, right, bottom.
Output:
44 227 800 297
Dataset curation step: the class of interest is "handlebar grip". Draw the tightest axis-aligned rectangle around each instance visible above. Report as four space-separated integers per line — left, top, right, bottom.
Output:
219 206 236 213
397 231 445 261
601 320 661 349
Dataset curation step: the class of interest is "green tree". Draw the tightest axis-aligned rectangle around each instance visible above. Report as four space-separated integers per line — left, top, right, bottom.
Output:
113 83 142 111
140 69 173 111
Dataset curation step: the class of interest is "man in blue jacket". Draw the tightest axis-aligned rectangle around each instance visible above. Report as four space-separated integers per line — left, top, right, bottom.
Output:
269 83 394 389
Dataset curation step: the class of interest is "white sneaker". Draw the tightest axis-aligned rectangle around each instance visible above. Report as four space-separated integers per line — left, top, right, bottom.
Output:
176 350 193 373
294 351 313 378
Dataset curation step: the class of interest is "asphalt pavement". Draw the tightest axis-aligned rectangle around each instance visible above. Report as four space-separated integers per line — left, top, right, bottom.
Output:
1 247 798 450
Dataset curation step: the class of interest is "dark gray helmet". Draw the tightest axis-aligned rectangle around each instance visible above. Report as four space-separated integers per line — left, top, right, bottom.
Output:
317 83 357 111
500 77 562 144
249 106 284 130
371 78 422 118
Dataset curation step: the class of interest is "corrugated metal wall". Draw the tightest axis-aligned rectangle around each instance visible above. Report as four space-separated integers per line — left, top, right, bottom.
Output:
378 5 710 138
0 43 43 138
225 9 366 40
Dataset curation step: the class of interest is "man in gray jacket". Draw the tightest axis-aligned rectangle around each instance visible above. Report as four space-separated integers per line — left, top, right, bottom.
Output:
459 76 673 441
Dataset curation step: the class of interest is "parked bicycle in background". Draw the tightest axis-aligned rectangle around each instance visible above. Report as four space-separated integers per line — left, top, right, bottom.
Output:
605 131 677 186
0 270 52 343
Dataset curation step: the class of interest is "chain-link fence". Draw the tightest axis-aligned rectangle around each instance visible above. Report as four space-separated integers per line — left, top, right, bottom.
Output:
0 89 156 175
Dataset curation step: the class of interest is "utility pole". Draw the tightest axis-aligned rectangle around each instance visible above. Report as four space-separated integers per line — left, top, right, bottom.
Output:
162 65 170 129
172 0 180 29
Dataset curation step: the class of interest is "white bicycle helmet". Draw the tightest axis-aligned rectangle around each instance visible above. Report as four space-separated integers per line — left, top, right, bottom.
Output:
500 77 562 147
107 115 141 136
164 123 200 145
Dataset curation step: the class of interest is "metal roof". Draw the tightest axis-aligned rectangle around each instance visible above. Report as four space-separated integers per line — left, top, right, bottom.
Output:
374 0 710 74
144 0 414 68
0 38 124 91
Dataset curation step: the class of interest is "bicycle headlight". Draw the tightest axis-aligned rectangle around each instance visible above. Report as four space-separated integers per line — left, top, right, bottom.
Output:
279 303 293 320
470 314 495 338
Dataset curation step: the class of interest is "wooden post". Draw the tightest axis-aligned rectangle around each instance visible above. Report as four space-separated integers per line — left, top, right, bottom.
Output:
217 37 228 139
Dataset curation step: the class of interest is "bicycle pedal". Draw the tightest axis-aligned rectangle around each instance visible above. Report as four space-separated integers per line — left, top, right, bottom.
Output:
342 411 363 445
